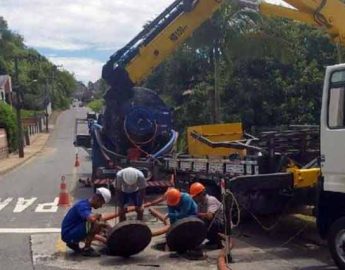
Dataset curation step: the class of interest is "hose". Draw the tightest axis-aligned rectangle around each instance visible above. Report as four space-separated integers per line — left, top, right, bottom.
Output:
101 195 165 221
92 124 126 159
149 207 169 225
152 130 178 158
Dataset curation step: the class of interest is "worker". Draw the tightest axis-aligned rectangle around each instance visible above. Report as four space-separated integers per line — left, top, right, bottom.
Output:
190 182 224 248
165 188 198 224
115 167 146 221
61 187 111 257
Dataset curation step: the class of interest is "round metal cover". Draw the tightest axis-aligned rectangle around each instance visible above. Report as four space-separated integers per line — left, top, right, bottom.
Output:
166 217 206 252
106 220 152 257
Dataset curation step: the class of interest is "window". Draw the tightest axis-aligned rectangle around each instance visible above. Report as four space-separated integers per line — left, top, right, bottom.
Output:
328 70 345 128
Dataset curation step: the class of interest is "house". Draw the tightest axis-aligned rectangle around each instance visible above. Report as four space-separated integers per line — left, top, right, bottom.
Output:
0 75 13 105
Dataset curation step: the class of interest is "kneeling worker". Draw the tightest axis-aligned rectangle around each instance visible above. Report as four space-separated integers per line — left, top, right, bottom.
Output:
165 188 198 224
190 182 225 248
115 167 146 221
61 187 111 257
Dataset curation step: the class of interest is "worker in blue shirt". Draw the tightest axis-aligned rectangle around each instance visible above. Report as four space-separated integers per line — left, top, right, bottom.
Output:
61 187 111 257
164 188 198 224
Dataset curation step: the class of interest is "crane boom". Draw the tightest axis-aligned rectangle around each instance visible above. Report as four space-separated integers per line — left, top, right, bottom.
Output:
102 0 224 91
256 0 345 46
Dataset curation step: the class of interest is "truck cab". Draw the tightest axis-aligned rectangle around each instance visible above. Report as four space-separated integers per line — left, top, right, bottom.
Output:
319 64 345 268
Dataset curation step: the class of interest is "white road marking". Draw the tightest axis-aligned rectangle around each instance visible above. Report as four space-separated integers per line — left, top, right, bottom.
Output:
13 197 37 213
0 228 61 233
0 198 13 211
35 197 59 213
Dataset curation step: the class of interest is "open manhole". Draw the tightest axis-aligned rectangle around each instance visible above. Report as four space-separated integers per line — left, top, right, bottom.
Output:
106 220 152 257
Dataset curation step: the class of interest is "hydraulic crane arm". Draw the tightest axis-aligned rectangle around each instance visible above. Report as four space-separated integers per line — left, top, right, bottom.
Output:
102 0 224 91
242 0 345 46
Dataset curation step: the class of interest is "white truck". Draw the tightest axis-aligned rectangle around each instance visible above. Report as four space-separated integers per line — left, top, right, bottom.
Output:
319 65 345 269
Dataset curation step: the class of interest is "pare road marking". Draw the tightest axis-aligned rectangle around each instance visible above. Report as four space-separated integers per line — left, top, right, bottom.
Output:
0 197 60 213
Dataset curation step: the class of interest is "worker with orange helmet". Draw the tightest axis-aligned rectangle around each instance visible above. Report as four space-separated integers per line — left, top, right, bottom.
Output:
190 182 224 249
165 188 198 224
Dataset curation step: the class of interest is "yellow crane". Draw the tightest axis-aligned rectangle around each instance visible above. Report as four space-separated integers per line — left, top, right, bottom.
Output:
250 0 345 46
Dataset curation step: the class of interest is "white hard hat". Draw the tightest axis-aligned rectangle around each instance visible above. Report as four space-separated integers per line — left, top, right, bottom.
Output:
122 167 139 186
96 187 111 203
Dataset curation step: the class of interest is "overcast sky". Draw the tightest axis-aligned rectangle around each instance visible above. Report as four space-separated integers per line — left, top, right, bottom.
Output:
0 0 285 84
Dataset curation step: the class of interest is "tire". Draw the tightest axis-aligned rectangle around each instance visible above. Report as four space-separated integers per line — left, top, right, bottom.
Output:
328 217 345 269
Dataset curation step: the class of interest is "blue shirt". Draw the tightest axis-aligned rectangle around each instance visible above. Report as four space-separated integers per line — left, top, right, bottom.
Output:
61 199 92 237
168 193 198 224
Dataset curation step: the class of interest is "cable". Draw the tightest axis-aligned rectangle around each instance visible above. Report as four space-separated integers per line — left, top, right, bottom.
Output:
279 223 309 247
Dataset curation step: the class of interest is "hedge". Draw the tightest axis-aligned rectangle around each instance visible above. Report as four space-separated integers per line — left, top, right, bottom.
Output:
0 102 17 152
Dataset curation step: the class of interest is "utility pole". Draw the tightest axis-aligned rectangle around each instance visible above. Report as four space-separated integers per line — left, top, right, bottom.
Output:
44 64 62 133
12 54 41 157
14 57 24 158
44 79 49 133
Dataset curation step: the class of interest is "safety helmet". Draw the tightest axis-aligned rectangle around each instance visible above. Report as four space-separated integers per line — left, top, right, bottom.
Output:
165 188 182 206
122 167 139 186
189 182 206 197
96 187 111 203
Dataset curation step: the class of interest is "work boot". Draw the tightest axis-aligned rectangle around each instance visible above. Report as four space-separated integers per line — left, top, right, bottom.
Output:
66 242 81 253
81 247 101 257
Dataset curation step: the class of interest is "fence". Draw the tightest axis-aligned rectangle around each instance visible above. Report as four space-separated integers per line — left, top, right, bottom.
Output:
22 115 47 146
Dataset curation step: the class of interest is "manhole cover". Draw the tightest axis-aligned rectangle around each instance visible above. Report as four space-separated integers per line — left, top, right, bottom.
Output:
106 220 152 257
166 217 206 252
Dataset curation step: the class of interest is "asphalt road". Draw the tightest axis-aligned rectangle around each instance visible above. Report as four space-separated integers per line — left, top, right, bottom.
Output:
0 106 91 270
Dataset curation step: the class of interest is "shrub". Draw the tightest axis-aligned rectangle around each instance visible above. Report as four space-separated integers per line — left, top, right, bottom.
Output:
0 102 17 152
87 99 104 113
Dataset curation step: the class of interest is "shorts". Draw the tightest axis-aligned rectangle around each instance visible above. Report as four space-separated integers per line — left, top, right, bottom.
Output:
118 191 143 208
61 222 91 244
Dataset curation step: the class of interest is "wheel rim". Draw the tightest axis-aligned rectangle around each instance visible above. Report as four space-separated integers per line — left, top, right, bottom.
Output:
335 229 345 264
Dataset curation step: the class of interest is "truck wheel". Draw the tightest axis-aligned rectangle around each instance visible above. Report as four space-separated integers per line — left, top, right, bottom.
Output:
328 217 345 269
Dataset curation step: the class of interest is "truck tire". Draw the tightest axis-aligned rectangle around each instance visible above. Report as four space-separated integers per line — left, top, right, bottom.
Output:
328 217 345 269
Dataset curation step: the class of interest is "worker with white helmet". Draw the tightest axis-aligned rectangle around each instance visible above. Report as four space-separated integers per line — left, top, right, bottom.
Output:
61 187 111 257
115 167 147 221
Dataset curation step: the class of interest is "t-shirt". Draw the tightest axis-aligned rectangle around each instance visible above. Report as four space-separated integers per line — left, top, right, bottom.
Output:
168 193 198 224
197 195 224 223
61 199 91 236
115 168 146 193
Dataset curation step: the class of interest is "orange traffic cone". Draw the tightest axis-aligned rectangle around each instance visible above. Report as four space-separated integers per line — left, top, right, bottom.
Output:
74 153 80 167
58 176 70 207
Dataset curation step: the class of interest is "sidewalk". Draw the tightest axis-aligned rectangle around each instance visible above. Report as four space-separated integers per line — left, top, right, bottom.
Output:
0 111 60 175
0 133 50 175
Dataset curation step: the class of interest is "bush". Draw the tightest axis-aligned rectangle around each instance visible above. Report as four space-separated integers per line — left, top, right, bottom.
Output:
0 102 17 152
87 99 104 113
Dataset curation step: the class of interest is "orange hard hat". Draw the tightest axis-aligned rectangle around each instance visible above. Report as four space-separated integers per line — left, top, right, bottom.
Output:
165 188 181 206
189 182 205 197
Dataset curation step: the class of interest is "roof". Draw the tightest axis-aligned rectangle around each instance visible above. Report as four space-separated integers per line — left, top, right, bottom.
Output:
0 75 10 88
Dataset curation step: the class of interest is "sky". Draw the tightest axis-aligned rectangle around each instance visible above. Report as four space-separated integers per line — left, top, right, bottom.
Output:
0 0 286 84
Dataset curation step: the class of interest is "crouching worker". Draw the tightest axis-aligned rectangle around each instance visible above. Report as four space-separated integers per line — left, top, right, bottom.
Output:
61 187 111 257
115 167 146 221
190 182 225 249
165 188 198 224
